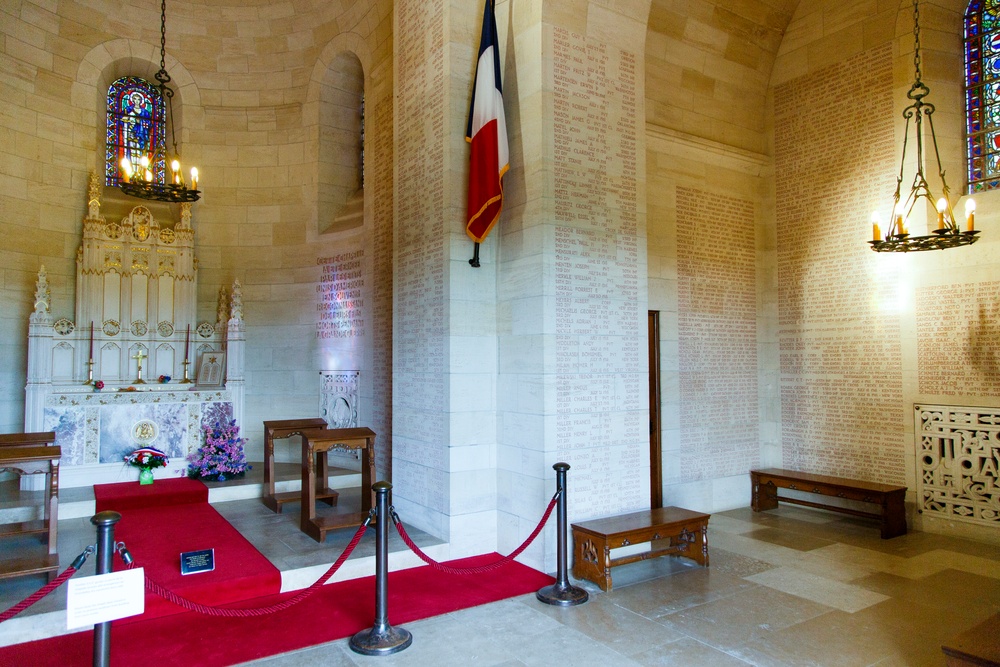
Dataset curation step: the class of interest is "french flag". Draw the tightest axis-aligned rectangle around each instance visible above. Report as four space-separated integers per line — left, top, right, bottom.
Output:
466 0 509 244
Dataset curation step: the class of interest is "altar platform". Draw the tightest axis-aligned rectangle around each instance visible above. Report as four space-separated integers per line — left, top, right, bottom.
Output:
0 463 446 648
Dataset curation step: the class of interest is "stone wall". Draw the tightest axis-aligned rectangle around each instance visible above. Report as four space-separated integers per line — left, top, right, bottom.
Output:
0 1 395 467
770 0 1000 540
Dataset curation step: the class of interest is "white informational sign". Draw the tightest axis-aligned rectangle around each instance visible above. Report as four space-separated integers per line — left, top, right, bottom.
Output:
66 568 145 629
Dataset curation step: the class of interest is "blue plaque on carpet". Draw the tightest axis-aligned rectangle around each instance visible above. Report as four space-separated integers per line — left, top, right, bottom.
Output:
180 548 215 575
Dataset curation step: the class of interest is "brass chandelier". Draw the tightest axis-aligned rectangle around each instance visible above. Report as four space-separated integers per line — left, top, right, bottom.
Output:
119 0 200 203
869 0 978 252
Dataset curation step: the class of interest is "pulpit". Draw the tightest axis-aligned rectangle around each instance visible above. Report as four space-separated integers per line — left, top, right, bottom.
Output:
299 427 376 543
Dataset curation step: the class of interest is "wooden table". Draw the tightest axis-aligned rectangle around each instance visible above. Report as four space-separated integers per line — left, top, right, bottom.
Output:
750 468 907 539
300 427 376 543
0 441 61 581
571 506 709 591
262 418 336 513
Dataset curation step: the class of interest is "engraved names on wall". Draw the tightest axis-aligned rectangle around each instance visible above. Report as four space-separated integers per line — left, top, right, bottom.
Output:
551 26 645 515
916 281 1000 397
774 44 905 484
391 0 447 504
676 187 759 481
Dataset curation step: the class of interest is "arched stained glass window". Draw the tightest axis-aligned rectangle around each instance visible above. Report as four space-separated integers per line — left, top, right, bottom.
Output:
105 77 166 186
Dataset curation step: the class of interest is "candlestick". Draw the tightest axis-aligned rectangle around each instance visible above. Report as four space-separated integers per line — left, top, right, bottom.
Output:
181 358 192 384
83 359 94 386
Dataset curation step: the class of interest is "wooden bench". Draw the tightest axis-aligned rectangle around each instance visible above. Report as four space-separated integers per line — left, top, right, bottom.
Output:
942 612 1000 667
0 434 61 581
571 506 710 592
261 418 338 513
750 468 907 539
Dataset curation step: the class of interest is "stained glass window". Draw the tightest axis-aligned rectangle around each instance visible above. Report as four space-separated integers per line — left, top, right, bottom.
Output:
105 77 166 186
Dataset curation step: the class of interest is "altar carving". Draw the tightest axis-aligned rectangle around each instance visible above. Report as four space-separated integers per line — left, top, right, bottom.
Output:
23 174 246 488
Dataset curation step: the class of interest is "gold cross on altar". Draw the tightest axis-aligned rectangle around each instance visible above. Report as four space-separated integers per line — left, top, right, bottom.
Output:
132 348 147 384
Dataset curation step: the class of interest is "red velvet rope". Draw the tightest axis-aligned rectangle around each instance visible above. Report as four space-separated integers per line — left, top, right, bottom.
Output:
392 491 560 575
0 565 79 624
132 520 369 618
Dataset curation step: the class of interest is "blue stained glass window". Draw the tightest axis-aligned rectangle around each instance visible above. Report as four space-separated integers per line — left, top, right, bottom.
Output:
966 0 1000 192
105 77 166 186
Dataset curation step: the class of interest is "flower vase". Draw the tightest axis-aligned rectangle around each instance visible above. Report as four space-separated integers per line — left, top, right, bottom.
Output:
138 467 154 485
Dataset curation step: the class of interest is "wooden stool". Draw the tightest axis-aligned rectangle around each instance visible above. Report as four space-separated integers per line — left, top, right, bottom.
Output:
300 427 376 543
261 418 337 513
0 435 61 581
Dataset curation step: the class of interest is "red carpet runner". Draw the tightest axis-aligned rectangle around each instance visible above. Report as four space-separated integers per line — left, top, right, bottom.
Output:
1 553 555 666
93 478 281 621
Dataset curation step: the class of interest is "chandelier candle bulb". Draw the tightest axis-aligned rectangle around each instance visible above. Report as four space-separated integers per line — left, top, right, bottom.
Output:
191 167 198 190
171 159 180 185
936 198 947 230
966 199 976 231
872 212 882 241
120 157 132 182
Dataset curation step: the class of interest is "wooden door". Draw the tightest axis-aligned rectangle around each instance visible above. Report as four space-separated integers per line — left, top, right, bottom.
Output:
648 310 662 509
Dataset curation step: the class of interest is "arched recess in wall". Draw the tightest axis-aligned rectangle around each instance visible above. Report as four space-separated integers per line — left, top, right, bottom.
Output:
305 33 373 239
75 39 201 208
318 52 365 235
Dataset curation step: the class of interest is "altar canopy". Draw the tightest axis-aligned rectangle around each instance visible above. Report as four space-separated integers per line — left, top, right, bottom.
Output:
24 174 246 487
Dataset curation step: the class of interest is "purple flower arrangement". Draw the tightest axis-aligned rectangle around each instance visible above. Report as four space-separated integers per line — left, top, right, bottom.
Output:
187 419 251 482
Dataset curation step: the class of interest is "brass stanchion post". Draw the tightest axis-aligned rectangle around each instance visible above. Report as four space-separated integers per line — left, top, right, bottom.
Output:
536 462 589 606
91 511 121 667
349 481 412 655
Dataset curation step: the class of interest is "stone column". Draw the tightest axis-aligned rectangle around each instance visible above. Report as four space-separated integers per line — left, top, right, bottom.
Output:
391 0 651 571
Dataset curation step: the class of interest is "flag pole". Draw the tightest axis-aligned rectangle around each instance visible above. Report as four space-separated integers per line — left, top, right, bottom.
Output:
469 242 481 268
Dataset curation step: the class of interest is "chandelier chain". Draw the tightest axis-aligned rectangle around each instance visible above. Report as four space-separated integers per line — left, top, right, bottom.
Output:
912 0 922 83
160 0 167 72
118 0 198 202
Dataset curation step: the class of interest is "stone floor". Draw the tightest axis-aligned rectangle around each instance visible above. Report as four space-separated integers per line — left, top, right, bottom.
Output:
239 505 1000 667
2 484 999 666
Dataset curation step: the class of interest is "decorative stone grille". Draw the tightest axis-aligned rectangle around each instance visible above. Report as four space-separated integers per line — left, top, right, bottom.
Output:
915 404 1000 527
320 370 360 429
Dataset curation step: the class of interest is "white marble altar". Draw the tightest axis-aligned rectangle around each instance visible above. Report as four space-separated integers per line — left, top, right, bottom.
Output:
23 174 246 488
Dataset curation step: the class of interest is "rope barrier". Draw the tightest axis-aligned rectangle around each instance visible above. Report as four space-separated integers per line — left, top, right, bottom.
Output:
123 513 372 618
391 490 560 575
0 485 563 626
0 546 95 623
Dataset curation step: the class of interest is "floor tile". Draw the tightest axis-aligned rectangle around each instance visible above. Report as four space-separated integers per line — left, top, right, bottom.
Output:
745 566 889 612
